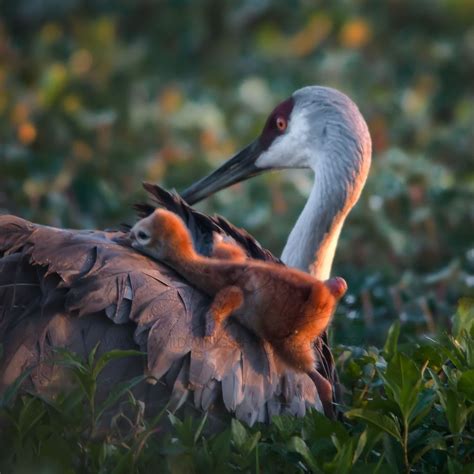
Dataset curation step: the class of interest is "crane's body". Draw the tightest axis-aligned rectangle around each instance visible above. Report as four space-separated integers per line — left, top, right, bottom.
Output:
0 85 372 426
0 199 325 426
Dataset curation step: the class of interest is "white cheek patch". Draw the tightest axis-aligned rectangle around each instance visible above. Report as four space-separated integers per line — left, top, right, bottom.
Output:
255 107 313 169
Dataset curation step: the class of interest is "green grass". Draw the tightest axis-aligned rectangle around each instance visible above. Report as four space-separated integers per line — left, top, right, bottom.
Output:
1 299 473 473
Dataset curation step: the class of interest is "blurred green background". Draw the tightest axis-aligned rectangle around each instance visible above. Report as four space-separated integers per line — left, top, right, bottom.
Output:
1 0 473 345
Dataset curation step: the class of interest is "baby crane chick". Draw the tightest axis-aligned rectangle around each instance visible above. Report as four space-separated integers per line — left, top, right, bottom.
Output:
211 235 247 262
131 209 347 415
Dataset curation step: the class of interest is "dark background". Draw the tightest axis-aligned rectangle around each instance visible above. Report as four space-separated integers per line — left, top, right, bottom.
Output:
1 0 473 345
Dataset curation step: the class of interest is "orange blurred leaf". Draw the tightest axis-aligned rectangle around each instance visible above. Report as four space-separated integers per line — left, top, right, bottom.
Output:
159 86 183 114
288 13 332 57
340 18 372 48
17 122 37 145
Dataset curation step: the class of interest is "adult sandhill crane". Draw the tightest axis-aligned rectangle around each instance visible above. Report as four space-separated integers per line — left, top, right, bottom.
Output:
0 86 371 426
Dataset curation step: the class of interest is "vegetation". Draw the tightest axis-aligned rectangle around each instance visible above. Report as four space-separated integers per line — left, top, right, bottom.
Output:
1 0 473 472
1 302 473 473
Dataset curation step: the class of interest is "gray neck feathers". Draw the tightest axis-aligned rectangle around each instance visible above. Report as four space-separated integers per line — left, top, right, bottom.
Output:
280 162 348 279
281 96 371 279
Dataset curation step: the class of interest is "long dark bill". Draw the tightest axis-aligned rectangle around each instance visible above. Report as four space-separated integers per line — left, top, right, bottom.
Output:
180 139 267 205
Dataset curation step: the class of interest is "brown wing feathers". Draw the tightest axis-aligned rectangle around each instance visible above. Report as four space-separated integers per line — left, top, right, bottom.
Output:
0 185 335 426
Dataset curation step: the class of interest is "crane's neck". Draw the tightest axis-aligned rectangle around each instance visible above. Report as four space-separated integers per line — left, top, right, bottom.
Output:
280 175 341 279
280 158 365 280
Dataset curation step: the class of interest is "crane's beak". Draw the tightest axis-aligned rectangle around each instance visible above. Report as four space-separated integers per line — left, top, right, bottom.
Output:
181 140 267 205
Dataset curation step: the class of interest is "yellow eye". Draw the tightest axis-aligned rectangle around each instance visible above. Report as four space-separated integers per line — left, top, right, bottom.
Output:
276 116 287 132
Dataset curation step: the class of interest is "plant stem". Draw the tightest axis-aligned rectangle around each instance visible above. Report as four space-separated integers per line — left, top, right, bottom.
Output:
89 381 96 438
403 417 410 473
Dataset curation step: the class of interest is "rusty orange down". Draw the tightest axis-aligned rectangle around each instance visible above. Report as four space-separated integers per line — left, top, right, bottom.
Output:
131 209 347 415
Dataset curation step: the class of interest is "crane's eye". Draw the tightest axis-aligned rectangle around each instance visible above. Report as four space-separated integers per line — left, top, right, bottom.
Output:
276 116 287 132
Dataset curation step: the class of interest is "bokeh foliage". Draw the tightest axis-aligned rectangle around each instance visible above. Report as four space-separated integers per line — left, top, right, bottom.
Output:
1 0 473 344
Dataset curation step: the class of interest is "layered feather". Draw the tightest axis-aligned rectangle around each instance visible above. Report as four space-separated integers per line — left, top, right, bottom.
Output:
0 185 333 425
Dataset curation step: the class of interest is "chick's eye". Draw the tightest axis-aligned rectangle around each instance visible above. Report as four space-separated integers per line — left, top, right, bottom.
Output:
276 116 287 132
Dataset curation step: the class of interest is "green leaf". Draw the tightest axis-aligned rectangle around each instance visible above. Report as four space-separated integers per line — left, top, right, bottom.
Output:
409 389 436 428
304 408 350 443
88 341 101 368
0 367 33 408
324 434 355 474
96 374 146 421
434 338 465 370
345 409 402 443
458 369 474 401
379 353 423 423
382 433 403 473
167 411 182 429
411 432 446 465
430 368 469 434
52 348 88 373
60 388 86 416
18 397 46 438
383 321 400 360
231 419 248 450
92 349 144 379
242 431 261 457
359 425 385 465
111 450 135 474
287 436 321 473
444 389 468 434
73 370 95 402
453 298 474 338
193 412 208 444
413 344 445 370
255 441 260 474
209 430 232 468
353 429 368 465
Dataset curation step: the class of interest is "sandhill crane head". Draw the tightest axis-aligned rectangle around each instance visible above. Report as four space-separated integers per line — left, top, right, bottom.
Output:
181 86 371 207
181 86 372 279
